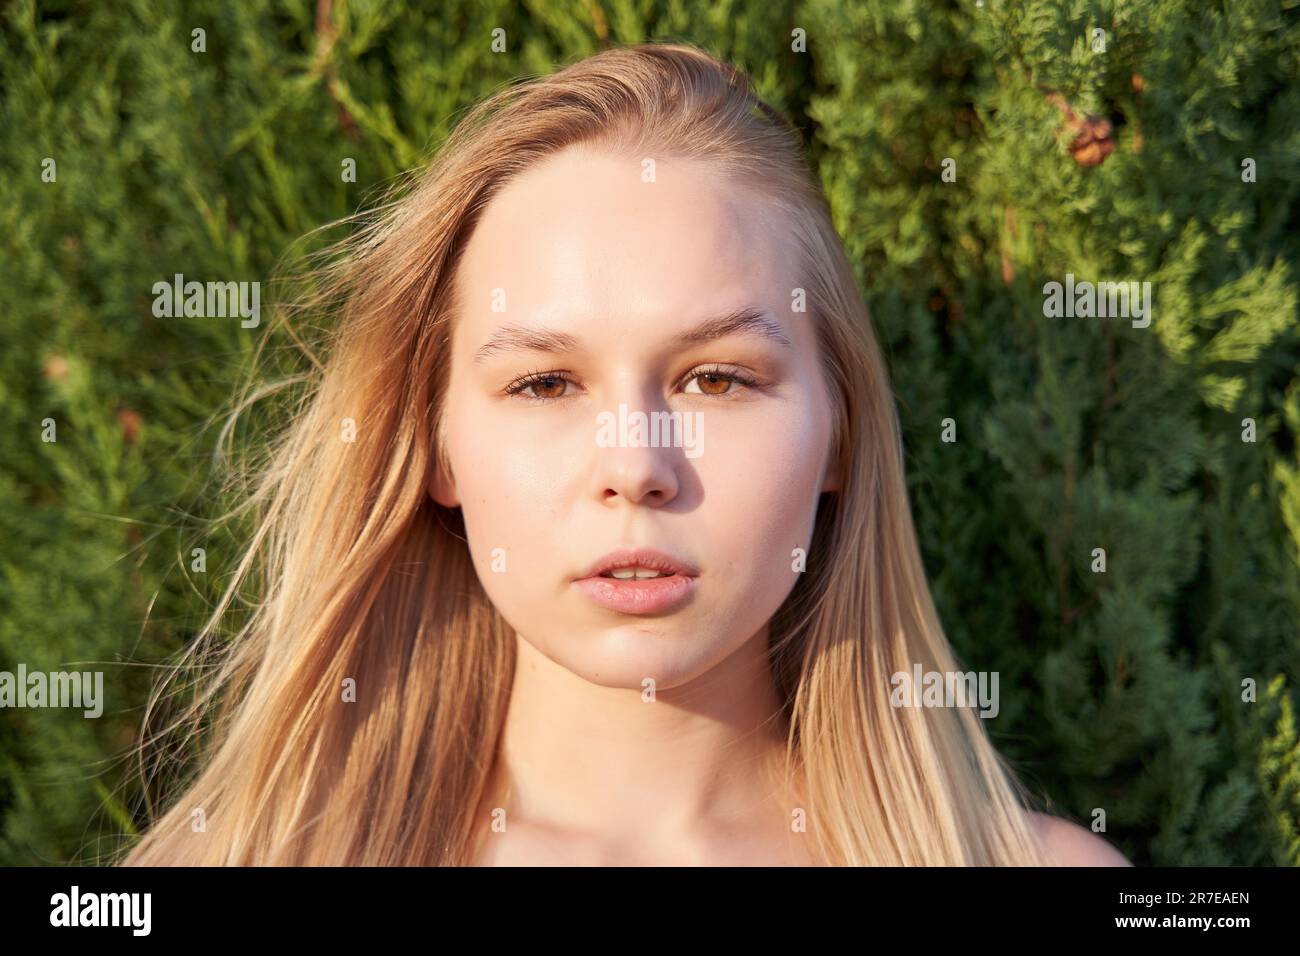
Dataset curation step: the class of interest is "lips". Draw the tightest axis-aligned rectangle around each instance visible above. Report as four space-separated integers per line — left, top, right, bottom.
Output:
573 547 699 615
574 548 699 582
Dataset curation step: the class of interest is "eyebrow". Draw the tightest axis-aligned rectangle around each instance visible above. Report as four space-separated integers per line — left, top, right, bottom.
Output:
472 306 792 365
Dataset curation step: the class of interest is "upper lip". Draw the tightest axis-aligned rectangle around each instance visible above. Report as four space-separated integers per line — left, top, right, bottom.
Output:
575 548 699 580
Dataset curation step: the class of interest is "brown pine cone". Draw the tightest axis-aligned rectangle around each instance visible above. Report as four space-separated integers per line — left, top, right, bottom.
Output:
1046 92 1117 167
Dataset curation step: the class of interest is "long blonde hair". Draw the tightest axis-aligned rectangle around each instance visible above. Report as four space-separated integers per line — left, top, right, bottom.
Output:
121 42 1046 866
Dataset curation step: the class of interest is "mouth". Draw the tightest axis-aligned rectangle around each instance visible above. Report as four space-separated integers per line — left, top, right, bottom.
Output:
575 548 698 581
573 548 699 615
597 567 678 580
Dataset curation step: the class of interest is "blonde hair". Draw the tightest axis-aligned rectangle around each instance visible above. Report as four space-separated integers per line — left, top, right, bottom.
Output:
121 42 1047 866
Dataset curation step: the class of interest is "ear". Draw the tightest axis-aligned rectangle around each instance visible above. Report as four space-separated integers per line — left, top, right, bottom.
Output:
428 464 460 508
820 449 842 494
821 466 841 494
428 437 461 508
818 399 843 493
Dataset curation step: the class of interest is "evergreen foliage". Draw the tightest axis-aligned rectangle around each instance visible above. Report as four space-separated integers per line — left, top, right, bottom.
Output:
1 0 1296 865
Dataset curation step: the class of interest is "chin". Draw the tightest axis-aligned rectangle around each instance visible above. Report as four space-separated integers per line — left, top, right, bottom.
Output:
563 628 724 691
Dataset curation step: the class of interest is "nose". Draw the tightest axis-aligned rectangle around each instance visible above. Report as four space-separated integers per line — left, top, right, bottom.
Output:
592 442 681 506
588 396 683 507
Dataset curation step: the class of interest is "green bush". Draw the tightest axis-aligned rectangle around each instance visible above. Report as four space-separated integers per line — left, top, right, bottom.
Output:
1 0 1296 865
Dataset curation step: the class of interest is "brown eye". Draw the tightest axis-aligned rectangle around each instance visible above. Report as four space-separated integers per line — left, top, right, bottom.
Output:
506 372 575 401
692 372 734 395
529 376 568 399
683 367 758 396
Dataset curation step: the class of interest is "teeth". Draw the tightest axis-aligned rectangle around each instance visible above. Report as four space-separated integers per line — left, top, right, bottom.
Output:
606 567 668 579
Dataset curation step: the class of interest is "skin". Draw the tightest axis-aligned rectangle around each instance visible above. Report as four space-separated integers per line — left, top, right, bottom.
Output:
430 144 833 865
429 143 1130 868
1030 812 1133 866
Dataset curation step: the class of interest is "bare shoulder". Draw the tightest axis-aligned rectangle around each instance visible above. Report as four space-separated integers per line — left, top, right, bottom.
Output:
1028 811 1132 867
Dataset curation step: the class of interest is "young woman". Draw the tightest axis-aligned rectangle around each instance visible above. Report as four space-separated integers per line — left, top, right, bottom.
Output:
122 42 1129 866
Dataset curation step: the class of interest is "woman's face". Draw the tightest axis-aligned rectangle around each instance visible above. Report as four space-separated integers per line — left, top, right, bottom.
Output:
432 144 838 689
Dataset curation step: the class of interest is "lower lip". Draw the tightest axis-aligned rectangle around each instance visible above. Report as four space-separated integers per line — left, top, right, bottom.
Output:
573 573 697 615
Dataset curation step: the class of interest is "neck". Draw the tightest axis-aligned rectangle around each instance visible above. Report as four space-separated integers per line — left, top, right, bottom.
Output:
484 624 797 848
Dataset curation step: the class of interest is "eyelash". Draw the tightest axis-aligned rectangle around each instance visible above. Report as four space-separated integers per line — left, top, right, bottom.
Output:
503 365 762 403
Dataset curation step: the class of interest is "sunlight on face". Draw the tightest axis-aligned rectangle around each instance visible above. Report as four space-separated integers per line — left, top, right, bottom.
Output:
433 144 837 688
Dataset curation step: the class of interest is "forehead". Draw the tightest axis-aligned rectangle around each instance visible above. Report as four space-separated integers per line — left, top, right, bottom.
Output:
452 146 798 336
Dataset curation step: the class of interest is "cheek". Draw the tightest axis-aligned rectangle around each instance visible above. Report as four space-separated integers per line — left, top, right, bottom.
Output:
445 400 577 561
695 397 829 569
